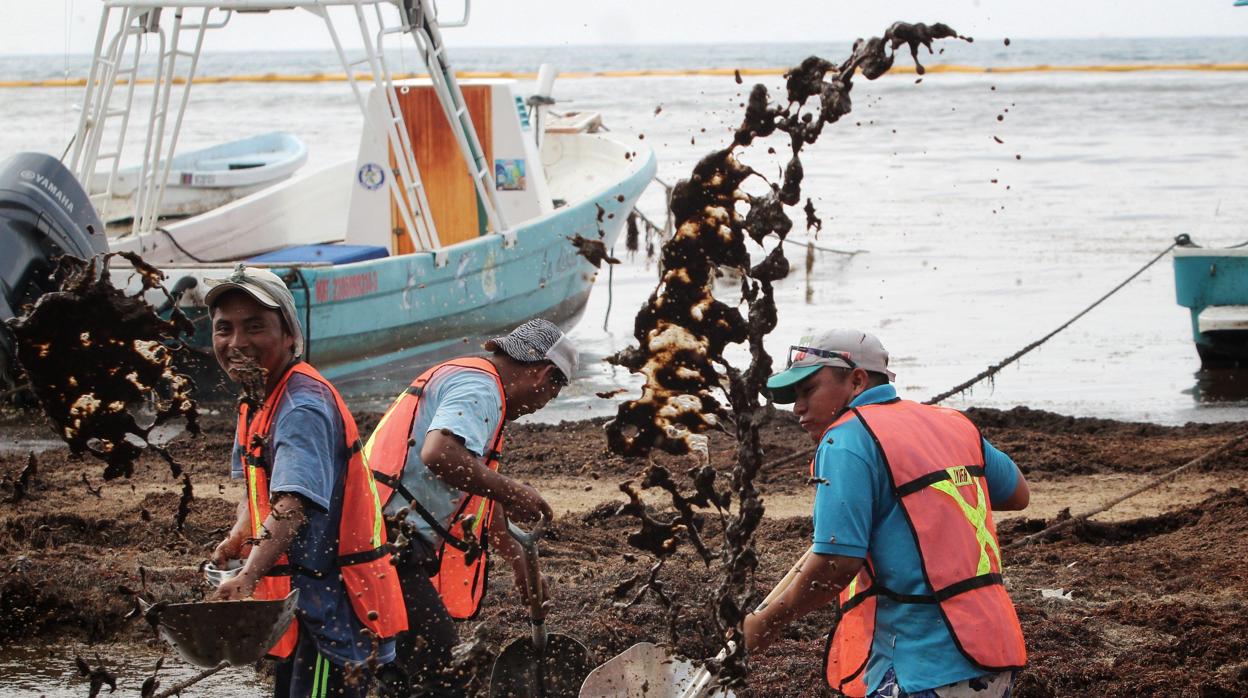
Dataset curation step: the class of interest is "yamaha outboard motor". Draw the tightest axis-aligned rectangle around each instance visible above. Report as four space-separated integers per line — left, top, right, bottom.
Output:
0 152 108 389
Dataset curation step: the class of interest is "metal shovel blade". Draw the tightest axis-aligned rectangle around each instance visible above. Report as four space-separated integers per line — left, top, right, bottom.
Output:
490 632 593 698
578 642 733 698
140 590 299 668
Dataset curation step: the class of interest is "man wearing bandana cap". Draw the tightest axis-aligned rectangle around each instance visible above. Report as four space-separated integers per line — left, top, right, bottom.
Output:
365 318 577 697
745 329 1031 698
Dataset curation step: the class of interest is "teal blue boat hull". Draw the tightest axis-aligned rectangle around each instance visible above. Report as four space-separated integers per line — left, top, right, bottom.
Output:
180 149 656 398
1173 246 1248 367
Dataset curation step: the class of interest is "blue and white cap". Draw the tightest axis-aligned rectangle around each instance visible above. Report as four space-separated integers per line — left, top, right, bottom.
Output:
765 328 894 404
484 318 578 381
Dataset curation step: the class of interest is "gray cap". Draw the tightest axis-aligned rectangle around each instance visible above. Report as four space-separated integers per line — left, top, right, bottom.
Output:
765 329 894 404
204 264 305 359
484 318 578 381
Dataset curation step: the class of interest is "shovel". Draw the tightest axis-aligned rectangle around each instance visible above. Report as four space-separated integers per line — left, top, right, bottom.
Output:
489 519 594 697
139 590 300 668
578 547 813 698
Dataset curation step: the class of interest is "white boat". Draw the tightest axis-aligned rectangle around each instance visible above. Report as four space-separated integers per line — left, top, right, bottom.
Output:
88 131 307 222
0 0 655 397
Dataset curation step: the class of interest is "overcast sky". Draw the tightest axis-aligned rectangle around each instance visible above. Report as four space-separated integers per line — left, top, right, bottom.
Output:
1 0 1245 55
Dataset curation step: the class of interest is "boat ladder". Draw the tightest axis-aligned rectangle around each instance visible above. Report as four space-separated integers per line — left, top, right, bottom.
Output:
404 0 508 234
64 1 500 258
69 7 226 243
318 0 508 252
316 0 442 253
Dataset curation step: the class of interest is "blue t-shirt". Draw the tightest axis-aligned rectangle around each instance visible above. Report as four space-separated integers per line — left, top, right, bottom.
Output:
231 372 396 667
811 384 1020 694
380 365 504 543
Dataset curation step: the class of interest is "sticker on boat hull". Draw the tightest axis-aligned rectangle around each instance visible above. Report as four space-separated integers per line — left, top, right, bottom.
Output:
357 163 385 191
494 159 526 191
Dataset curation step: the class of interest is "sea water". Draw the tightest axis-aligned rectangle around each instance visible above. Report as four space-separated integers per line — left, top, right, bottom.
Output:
1 36 1248 697
1 39 1247 428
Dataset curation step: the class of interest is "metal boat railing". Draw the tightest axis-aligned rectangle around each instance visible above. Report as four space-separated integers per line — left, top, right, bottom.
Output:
406 0 506 233
64 0 498 256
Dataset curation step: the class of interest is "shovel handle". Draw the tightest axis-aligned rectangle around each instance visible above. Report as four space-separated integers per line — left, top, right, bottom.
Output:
506 518 549 649
757 546 813 611
506 517 547 548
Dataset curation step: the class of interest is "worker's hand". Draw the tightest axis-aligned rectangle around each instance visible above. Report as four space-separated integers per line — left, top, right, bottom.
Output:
212 571 257 601
211 532 246 567
504 482 553 525
743 612 772 654
213 500 251 567
516 570 550 616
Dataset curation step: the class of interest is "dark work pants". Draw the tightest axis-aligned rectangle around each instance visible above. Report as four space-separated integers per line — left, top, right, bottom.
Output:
377 534 467 698
273 629 370 698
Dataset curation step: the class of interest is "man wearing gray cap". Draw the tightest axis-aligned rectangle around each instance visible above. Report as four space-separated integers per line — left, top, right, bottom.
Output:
363 318 576 697
744 329 1030 698
205 264 407 698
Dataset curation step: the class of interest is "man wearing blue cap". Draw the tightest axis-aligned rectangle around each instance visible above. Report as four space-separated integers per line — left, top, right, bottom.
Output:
745 329 1030 698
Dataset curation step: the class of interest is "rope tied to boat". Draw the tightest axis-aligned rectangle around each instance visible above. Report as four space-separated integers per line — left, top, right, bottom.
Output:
1004 426 1248 549
925 235 1187 405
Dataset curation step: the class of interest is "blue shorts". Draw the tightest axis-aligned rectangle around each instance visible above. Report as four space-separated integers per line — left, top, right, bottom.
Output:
868 667 1017 698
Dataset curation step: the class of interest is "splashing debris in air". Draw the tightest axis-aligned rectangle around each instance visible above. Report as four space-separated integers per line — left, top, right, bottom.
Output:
6 252 200 481
603 21 969 690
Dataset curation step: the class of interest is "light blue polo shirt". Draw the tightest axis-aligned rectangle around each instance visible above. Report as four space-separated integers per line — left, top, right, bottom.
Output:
811 384 1019 694
379 365 504 544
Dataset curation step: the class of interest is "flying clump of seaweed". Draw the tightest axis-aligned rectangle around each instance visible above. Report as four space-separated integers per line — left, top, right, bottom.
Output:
604 21 968 688
6 252 200 481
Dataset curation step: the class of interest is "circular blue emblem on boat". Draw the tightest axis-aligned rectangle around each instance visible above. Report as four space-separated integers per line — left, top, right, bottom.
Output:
357 163 385 191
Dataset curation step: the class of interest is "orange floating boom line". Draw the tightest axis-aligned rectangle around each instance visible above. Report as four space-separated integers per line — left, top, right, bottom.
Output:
3 63 1248 88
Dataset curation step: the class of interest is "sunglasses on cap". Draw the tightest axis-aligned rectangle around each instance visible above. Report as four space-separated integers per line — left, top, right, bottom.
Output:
787 345 857 370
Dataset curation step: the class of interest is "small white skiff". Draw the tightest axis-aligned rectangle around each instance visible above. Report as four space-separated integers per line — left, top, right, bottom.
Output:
89 131 307 222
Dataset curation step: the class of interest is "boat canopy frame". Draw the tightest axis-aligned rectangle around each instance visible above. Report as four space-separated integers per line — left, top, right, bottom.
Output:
68 0 505 251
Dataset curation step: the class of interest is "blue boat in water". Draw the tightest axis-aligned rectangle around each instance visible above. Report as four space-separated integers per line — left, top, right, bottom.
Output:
0 1 655 398
1174 237 1248 368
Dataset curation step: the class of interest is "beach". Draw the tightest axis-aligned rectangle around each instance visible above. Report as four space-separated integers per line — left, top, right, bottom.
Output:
2 404 1247 696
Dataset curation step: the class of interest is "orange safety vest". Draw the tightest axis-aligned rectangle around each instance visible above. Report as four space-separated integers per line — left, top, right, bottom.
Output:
237 361 408 659
361 357 507 620
819 400 1027 696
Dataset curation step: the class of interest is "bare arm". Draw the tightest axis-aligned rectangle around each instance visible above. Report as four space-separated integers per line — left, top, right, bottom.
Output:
213 493 306 600
744 553 864 654
421 429 552 523
486 505 547 612
997 466 1030 511
212 499 251 566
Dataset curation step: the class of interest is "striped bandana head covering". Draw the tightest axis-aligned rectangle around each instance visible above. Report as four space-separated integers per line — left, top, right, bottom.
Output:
483 319 578 381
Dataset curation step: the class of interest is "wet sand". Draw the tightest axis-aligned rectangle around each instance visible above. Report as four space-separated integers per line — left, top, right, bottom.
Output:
2 403 1247 696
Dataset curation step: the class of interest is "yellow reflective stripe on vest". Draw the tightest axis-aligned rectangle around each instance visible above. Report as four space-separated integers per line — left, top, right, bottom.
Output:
358 448 385 550
845 574 859 598
929 477 1000 576
368 475 383 550
246 465 264 536
470 497 488 535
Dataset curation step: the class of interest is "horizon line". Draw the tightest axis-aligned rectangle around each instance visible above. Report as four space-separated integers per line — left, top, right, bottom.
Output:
1 34 1246 58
